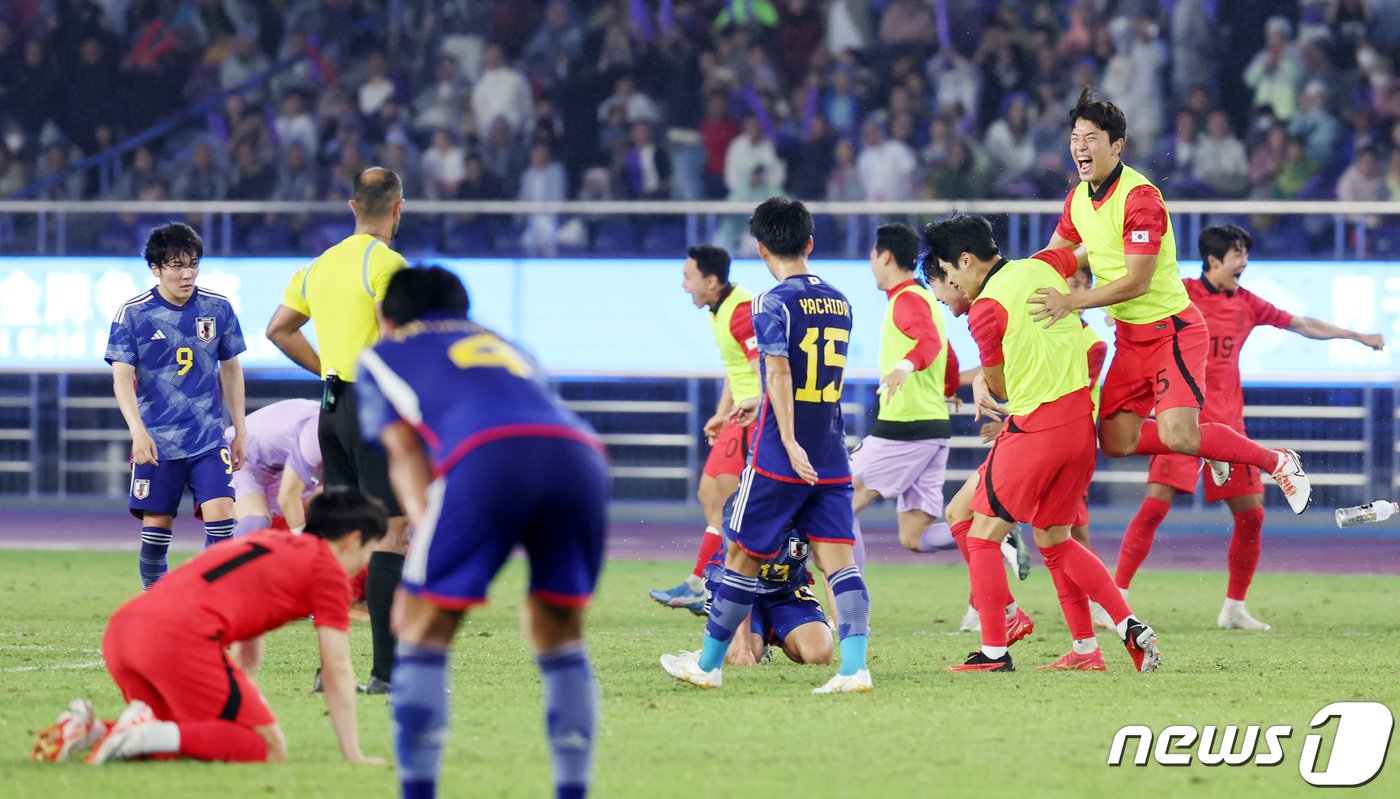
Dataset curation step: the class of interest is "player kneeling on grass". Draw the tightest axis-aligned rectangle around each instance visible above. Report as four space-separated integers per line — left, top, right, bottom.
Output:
33 488 387 765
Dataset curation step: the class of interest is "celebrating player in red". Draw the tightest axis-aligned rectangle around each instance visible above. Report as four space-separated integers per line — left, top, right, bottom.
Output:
1031 89 1314 516
32 489 387 765
1116 225 1385 630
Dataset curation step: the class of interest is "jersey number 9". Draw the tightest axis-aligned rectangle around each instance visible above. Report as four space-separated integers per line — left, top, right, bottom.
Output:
794 327 848 403
448 333 532 378
175 347 193 376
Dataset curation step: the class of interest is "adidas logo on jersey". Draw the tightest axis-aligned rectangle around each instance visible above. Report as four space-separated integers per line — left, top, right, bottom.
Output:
150 330 167 341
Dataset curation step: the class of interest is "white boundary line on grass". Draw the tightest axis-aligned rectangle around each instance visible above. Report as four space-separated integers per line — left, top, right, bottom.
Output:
1 659 104 674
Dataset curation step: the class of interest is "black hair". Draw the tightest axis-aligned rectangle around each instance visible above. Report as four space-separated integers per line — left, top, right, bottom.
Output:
748 196 813 258
353 166 403 219
688 244 732 283
144 222 204 266
874 223 921 271
382 265 471 325
1198 224 1252 273
303 488 388 544
921 214 1000 277
1069 86 1127 143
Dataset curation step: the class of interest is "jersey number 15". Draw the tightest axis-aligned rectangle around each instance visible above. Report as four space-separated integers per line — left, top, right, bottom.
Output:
794 327 848 403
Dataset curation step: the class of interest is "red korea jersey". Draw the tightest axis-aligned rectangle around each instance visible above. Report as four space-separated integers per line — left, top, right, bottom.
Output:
1185 278 1293 425
114 530 351 645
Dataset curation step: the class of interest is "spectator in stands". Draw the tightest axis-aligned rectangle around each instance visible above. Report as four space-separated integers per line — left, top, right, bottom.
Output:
1248 123 1289 198
220 27 271 105
172 137 229 202
11 39 62 139
724 116 786 199
621 121 671 201
784 114 837 201
856 119 916 202
700 94 740 199
413 55 467 134
523 1 584 81
1103 15 1167 150
925 137 993 200
1386 149 1400 200
776 0 824 86
599 105 631 160
228 140 276 201
1153 111 1202 193
457 154 506 203
481 116 527 194
1244 17 1302 121
1171 0 1215 99
597 76 660 126
1193 110 1250 197
825 66 862 137
923 115 956 167
879 0 937 49
472 43 534 136
35 141 86 200
114 145 161 201
1289 81 1342 168
273 141 317 202
1275 136 1321 198
1336 146 1385 227
984 93 1037 196
65 36 120 153
274 92 318 156
422 128 467 200
519 142 567 257
825 138 862 201
1339 106 1381 168
358 51 396 117
0 143 26 197
826 0 871 55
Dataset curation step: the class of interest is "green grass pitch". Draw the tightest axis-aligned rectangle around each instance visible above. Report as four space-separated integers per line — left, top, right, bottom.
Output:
1 550 1396 798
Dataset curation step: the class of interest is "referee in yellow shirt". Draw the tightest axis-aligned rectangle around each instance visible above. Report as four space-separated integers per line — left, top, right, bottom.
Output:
267 166 409 693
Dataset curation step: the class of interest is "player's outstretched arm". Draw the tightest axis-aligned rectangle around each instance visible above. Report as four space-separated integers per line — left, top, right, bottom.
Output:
266 305 322 377
221 357 247 470
1287 317 1386 350
317 626 381 765
763 355 817 484
112 361 158 465
706 376 735 443
381 421 434 530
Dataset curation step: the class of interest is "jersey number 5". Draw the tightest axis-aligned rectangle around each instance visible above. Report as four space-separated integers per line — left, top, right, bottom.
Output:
175 347 193 376
794 327 848 403
448 334 532 378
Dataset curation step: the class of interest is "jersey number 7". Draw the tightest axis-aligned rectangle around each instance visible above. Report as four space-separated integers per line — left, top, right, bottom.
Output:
794 327 848 403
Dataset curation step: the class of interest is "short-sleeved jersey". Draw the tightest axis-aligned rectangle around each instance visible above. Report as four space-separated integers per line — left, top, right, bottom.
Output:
227 399 323 487
282 233 407 381
711 285 761 403
116 530 351 644
1185 277 1294 425
355 315 601 474
749 274 854 483
1055 162 1190 326
705 531 813 595
105 287 246 459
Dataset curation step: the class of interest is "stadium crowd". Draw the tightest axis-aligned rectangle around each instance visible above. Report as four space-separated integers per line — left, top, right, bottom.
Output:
2 0 1399 253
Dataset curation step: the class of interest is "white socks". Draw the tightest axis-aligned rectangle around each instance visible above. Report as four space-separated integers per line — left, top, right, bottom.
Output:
982 646 1008 659
1072 637 1098 655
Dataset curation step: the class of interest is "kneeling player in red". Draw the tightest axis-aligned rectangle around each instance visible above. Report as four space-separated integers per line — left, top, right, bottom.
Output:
32 488 387 765
923 214 1160 674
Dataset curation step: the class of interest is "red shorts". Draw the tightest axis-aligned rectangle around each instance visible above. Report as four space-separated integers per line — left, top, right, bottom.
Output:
702 419 751 479
1147 420 1263 502
972 413 1097 530
1100 305 1207 419
103 609 275 728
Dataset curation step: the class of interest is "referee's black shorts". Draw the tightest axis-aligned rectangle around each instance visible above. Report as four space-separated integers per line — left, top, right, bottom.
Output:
319 379 403 517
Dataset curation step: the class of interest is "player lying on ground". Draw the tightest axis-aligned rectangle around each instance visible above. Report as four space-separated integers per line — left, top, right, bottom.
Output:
106 222 248 589
1115 224 1385 631
1031 88 1313 515
651 245 762 615
357 266 607 799
33 488 387 765
925 214 1161 674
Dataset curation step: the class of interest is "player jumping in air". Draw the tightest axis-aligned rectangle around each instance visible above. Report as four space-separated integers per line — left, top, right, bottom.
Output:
662 196 872 695
1116 225 1385 630
106 222 247 589
357 267 607 799
1030 89 1314 515
649 245 761 615
925 214 1161 674
32 488 387 765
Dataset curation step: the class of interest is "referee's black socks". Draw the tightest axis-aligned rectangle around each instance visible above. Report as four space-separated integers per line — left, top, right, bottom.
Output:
367 550 405 683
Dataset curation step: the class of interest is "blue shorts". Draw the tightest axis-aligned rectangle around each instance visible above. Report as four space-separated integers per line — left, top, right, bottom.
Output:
129 446 234 519
728 469 855 558
403 436 609 610
752 585 827 644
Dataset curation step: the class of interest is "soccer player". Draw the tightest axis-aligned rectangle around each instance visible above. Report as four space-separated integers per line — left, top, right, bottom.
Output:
925 214 1160 673
1030 89 1313 516
851 223 961 556
356 267 607 799
32 488 387 765
227 398 322 537
106 222 247 590
649 244 761 615
1116 225 1385 630
661 196 872 694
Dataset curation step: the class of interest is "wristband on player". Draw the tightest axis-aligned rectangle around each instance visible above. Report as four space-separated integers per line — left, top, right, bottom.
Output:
893 359 915 374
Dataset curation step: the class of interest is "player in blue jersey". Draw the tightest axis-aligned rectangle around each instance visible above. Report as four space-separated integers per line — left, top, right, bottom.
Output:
356 266 606 799
661 196 871 695
105 223 248 590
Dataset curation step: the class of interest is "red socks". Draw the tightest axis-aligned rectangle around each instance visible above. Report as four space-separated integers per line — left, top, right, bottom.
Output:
1041 538 1132 624
951 519 974 608
1131 420 1171 456
691 528 724 579
1116 497 1170 589
967 538 1010 647
1044 556 1094 640
1133 420 1279 473
178 721 269 762
1227 507 1265 601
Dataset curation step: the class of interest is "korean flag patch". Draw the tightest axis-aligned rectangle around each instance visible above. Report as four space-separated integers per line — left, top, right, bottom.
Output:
132 478 150 500
196 317 216 343
1130 230 1150 244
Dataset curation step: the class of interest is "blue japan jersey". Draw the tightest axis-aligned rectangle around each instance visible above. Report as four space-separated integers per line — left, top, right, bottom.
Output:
750 274 853 483
105 287 246 459
355 315 598 470
705 529 812 595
